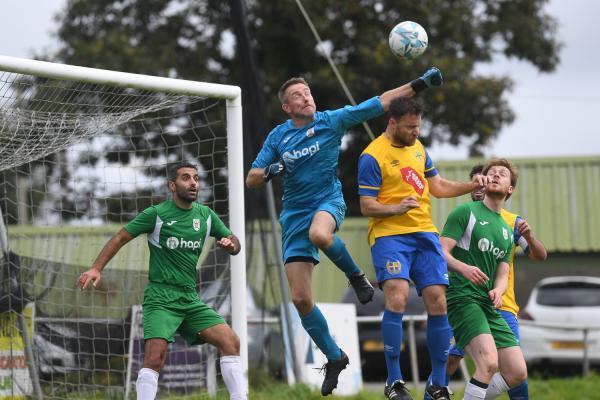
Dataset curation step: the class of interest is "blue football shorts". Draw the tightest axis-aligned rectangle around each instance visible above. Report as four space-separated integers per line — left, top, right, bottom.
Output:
279 196 346 265
449 309 521 357
370 232 448 294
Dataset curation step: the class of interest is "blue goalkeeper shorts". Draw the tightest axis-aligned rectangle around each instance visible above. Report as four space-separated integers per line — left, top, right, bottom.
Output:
279 196 346 265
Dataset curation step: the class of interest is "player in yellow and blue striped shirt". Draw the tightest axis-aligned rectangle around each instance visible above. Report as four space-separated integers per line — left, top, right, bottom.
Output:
358 97 487 400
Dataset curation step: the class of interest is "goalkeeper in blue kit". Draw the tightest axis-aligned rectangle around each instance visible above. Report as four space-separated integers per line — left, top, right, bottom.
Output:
78 163 246 400
246 68 443 395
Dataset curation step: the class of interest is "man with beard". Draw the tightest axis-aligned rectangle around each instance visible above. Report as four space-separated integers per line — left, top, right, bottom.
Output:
440 159 528 400
77 163 245 400
357 97 487 400
426 163 546 400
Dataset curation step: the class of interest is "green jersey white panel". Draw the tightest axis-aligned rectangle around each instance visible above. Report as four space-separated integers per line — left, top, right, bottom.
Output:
441 201 513 304
124 200 231 289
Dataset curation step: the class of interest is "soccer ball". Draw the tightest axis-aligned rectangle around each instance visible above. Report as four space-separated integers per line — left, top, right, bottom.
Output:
388 21 428 60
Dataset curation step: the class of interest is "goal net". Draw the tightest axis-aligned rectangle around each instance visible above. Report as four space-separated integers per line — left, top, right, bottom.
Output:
0 55 246 399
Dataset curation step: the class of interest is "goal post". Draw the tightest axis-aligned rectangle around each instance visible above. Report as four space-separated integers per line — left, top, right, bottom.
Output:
0 55 246 397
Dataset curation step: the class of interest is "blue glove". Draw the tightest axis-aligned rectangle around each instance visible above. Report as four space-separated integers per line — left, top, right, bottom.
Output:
410 67 443 93
263 161 285 182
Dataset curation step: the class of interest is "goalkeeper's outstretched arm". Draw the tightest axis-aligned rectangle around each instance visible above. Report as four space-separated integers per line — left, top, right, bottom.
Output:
379 67 444 111
77 228 134 290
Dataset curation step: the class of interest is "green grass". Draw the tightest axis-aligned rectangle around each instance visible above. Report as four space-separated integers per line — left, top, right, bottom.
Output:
46 371 600 399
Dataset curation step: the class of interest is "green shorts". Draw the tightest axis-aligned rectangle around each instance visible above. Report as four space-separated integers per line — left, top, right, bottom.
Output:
142 283 226 345
448 299 518 351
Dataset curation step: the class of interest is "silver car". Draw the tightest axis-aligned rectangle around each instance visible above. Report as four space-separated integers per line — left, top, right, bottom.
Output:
519 276 600 369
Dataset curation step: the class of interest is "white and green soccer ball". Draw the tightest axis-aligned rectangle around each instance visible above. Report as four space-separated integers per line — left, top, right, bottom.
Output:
388 21 428 60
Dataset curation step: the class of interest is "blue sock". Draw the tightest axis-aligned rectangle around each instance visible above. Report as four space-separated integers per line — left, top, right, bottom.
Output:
508 380 529 400
382 309 403 385
323 235 361 278
300 305 341 361
427 314 451 387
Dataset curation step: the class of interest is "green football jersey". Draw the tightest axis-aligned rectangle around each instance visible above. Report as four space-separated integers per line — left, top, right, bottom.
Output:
441 201 513 305
124 200 232 289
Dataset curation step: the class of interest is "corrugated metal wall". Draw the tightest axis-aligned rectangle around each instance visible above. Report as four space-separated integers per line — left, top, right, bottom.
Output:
5 156 600 305
432 156 600 252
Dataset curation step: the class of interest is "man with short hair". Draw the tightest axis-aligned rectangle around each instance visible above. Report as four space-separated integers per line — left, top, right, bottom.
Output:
357 97 488 400
78 163 245 400
440 159 529 400
246 68 443 396
425 163 546 400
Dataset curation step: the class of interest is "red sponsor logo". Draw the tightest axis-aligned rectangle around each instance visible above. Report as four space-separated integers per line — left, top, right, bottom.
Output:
400 167 425 196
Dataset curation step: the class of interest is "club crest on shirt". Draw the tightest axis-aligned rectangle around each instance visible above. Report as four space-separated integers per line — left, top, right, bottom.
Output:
306 127 315 137
193 218 201 231
414 151 423 159
386 260 402 275
502 227 509 240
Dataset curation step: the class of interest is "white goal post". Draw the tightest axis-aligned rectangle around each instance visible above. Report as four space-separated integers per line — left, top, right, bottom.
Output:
0 54 247 395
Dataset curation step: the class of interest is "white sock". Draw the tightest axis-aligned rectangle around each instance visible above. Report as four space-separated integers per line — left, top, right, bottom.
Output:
136 367 159 400
463 380 487 400
484 373 510 399
220 356 247 400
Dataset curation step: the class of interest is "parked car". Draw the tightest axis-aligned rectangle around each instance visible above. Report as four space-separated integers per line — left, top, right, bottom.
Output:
519 276 600 369
341 284 431 382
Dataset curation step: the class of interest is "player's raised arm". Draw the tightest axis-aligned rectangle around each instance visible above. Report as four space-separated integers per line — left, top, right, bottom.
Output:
77 228 134 290
379 67 444 111
517 218 548 261
427 173 487 199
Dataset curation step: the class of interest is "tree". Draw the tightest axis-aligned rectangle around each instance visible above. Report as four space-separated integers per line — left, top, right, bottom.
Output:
44 0 560 216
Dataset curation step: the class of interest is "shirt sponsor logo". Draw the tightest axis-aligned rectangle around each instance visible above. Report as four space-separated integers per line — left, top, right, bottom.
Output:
193 218 201 231
282 141 320 162
400 166 425 196
166 236 201 250
386 260 402 275
477 238 506 260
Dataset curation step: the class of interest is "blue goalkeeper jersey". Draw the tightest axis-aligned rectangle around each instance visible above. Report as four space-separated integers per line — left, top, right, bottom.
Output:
251 96 384 208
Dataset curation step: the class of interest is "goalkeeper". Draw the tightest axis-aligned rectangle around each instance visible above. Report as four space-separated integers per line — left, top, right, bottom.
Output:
246 68 442 396
78 163 245 400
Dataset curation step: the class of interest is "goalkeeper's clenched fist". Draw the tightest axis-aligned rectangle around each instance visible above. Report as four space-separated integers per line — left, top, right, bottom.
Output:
410 67 443 94
263 161 285 182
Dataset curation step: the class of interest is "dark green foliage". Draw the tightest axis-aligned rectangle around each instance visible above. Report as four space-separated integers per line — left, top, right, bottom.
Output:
45 0 560 216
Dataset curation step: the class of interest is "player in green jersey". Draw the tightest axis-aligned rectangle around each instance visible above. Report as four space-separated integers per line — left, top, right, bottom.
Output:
440 159 527 400
77 163 245 400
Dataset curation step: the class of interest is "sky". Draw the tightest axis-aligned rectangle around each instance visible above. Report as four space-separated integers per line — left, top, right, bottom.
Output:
0 0 598 161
